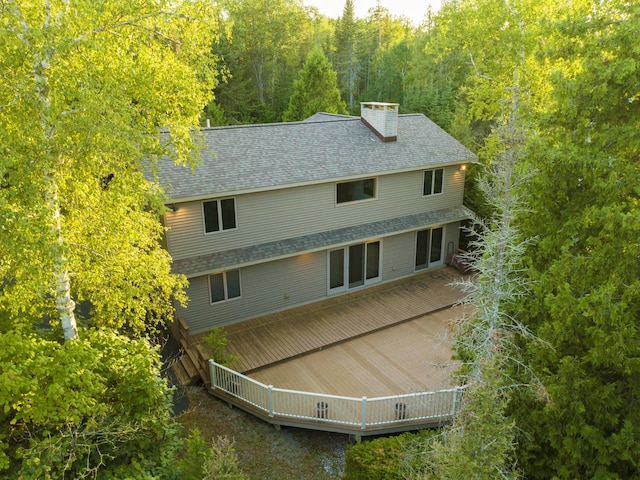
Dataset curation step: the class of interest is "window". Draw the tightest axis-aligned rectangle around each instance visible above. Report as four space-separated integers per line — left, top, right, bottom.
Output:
329 241 381 293
336 178 376 204
209 270 241 303
203 198 236 233
415 227 444 270
423 169 444 196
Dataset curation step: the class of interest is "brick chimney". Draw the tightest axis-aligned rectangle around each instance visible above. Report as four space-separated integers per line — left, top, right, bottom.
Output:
360 102 399 142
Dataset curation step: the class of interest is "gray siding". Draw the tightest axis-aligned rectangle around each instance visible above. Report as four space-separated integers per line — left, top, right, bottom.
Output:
165 167 466 262
179 223 462 333
381 232 415 281
177 251 327 333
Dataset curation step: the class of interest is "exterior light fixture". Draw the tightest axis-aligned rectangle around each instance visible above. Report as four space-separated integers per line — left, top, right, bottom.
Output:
460 164 467 171
168 204 178 212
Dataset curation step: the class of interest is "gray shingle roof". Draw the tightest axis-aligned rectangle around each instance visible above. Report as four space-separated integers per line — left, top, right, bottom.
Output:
154 113 476 202
173 205 474 277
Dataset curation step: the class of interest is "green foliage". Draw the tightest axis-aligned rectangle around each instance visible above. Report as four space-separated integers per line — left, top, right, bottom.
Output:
282 47 347 121
205 328 238 367
217 0 316 122
177 428 211 480
176 428 246 480
0 0 221 339
502 1 640 477
344 430 438 480
0 328 180 478
202 436 246 480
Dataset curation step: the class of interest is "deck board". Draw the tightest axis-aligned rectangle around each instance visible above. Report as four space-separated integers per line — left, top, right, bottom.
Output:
249 306 467 397
218 267 467 374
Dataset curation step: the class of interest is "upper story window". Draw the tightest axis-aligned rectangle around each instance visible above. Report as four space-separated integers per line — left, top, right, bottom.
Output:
336 178 376 204
423 168 444 196
203 198 236 233
209 269 241 303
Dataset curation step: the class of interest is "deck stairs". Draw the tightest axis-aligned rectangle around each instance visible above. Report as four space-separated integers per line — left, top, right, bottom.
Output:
170 318 211 387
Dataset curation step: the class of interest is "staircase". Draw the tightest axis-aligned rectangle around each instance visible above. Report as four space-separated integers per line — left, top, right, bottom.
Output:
170 318 211 387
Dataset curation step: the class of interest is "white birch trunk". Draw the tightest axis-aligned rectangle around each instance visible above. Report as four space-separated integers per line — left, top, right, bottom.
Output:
33 7 79 341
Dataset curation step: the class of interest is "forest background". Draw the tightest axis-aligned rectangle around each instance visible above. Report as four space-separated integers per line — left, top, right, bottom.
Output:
1 0 638 478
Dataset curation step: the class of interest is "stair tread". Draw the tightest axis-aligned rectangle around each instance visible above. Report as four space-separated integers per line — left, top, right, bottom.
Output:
171 361 190 386
179 354 199 380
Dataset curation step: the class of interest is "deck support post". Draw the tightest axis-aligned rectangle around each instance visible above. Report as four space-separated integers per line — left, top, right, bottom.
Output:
267 385 274 417
361 396 367 430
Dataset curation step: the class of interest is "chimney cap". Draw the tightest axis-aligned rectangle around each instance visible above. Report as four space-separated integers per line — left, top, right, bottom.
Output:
361 102 399 109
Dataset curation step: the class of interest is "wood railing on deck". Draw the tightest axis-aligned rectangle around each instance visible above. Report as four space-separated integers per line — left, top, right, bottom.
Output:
209 360 464 437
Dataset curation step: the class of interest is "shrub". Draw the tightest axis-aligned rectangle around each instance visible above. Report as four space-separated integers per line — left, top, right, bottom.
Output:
205 328 238 367
343 430 439 480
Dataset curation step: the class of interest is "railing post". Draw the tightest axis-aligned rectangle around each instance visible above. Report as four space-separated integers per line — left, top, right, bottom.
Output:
209 359 217 390
361 396 367 430
452 387 461 415
268 385 274 417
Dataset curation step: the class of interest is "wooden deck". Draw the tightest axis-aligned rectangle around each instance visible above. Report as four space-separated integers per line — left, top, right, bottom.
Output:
249 305 466 398
187 266 468 377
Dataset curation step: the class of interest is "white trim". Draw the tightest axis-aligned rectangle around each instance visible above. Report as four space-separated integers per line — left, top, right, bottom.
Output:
335 177 378 206
202 197 238 235
208 269 243 305
422 168 445 197
414 226 445 272
327 239 383 295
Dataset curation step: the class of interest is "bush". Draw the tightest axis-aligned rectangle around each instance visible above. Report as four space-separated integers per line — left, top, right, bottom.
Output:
205 328 238 367
343 430 439 480
0 328 181 479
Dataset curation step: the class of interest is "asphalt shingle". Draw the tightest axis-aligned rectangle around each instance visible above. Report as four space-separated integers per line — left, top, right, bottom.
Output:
173 205 474 277
154 113 476 201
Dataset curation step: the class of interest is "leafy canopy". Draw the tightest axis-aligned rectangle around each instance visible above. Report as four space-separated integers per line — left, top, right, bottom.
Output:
0 0 221 337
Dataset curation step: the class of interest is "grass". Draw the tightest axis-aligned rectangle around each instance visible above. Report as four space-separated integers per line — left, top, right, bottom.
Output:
175 387 349 480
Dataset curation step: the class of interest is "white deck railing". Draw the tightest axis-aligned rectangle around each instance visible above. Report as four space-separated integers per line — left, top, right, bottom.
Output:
209 360 464 434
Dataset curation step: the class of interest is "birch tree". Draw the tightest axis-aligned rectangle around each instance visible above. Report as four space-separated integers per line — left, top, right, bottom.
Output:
0 0 220 340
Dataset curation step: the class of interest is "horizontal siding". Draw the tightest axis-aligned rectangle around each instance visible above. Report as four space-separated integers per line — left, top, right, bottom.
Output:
179 224 462 333
381 232 415 281
178 251 327 334
166 167 466 261
445 222 461 254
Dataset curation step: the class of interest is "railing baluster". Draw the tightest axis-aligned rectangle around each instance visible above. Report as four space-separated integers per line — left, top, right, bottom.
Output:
361 396 367 430
207 360 464 433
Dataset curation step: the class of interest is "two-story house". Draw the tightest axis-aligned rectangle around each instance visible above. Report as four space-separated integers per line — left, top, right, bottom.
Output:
156 103 475 335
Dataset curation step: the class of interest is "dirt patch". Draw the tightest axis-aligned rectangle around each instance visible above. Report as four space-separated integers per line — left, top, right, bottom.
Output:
175 387 349 479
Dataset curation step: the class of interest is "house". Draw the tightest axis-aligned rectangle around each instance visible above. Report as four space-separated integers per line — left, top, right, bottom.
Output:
155 102 476 335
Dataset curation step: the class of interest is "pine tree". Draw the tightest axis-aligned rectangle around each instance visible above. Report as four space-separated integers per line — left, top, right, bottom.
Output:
282 47 347 121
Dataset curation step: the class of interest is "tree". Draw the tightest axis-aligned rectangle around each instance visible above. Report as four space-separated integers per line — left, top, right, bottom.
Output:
217 0 315 122
424 89 535 480
282 47 347 121
0 329 180 478
334 0 360 111
507 0 640 476
0 0 220 340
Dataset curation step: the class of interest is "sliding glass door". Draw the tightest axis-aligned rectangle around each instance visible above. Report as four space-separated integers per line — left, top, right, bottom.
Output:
329 241 381 293
415 227 444 270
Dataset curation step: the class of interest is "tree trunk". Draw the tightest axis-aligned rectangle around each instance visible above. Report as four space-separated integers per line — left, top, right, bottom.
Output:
34 36 79 341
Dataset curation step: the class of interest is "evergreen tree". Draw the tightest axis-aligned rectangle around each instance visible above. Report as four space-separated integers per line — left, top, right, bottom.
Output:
508 1 640 476
334 0 360 111
283 47 347 121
